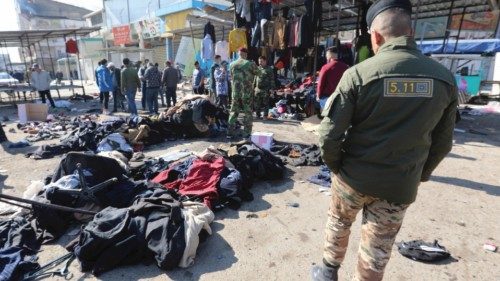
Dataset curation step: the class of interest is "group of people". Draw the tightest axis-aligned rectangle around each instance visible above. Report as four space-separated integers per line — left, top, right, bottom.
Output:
95 58 182 116
193 47 276 139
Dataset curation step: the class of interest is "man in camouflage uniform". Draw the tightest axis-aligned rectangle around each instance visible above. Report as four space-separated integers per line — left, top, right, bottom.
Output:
254 56 275 119
227 47 258 138
311 1 458 280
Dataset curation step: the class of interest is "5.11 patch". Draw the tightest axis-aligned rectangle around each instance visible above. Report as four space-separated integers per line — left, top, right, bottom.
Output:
383 78 433 97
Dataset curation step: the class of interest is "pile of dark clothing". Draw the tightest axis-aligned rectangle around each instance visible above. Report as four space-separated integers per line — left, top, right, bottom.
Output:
1 140 287 278
0 217 41 280
161 95 221 138
25 117 125 160
271 141 322 166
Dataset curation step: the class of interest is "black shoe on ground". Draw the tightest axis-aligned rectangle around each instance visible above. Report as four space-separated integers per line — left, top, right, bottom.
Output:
310 264 339 281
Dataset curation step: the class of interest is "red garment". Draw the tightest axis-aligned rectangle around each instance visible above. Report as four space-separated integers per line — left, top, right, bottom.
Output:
153 157 225 209
65 39 78 54
316 59 349 99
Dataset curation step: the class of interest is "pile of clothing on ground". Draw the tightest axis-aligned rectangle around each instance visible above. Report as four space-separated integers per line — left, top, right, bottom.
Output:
22 95 229 160
270 74 318 119
270 141 322 166
0 140 286 279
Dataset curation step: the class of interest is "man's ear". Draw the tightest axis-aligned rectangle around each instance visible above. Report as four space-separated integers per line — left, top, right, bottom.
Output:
374 30 384 46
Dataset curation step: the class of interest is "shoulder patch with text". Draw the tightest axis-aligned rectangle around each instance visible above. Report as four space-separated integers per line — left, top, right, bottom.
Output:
383 78 433 97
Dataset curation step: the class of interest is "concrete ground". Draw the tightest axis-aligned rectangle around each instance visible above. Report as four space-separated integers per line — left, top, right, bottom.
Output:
0 85 498 281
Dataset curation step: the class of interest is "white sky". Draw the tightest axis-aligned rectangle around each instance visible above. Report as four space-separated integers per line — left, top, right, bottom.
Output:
0 0 103 62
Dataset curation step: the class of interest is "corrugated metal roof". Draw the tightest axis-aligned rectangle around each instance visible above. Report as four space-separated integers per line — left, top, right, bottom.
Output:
0 27 102 48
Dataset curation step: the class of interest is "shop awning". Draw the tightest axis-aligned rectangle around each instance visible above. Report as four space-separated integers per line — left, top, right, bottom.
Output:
418 38 500 54
0 27 102 48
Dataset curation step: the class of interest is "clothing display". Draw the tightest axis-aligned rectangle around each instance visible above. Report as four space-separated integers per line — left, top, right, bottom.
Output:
215 41 230 62
204 22 216 43
229 28 248 53
65 39 79 54
201 34 215 61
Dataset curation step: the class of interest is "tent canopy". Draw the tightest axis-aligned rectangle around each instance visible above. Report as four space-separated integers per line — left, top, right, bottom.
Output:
418 38 500 54
0 27 101 48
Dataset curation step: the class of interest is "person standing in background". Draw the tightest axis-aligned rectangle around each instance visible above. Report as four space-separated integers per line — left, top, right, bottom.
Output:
254 56 275 119
96 59 113 114
138 59 149 110
121 58 141 116
161 61 180 108
108 62 123 113
144 62 162 115
227 47 258 139
316 47 349 111
210 55 222 100
214 61 230 109
192 61 205 94
31 63 55 108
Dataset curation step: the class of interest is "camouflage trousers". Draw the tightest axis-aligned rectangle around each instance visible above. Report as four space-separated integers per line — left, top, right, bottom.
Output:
228 91 253 136
254 89 270 118
323 175 409 281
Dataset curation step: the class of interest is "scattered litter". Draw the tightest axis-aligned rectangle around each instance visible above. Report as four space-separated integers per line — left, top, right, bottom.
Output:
7 140 30 148
54 100 73 108
318 186 330 193
259 213 268 218
299 180 305 183
397 240 451 262
483 243 497 252
246 213 259 219
454 128 466 133
456 221 466 227
286 202 300 208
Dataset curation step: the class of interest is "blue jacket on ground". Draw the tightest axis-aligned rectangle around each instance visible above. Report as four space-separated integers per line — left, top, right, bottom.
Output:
96 65 113 92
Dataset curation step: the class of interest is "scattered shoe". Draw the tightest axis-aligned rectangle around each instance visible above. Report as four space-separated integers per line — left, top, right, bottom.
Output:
310 264 339 281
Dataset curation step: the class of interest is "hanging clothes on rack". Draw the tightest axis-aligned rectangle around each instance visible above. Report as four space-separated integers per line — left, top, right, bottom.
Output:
201 34 214 61
229 28 248 53
204 22 216 43
271 15 287 50
215 41 230 62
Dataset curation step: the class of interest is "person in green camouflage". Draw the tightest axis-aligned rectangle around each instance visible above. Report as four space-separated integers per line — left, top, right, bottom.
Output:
311 2 458 281
254 56 275 119
227 47 258 138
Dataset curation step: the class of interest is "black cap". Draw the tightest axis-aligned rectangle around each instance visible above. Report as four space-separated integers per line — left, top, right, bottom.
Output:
366 0 412 29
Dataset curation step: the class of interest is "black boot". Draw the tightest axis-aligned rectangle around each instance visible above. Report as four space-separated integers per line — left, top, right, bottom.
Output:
310 263 339 281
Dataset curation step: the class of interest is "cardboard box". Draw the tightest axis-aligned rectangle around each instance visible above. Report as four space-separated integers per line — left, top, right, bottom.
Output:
251 132 274 151
18 103 48 123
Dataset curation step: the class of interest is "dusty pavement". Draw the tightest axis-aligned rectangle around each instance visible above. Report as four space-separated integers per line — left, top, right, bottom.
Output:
0 94 499 281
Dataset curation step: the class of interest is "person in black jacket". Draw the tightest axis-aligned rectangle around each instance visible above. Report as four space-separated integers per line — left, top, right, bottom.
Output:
204 21 216 43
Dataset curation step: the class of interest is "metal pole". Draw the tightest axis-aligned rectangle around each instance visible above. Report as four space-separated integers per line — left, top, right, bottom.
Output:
2 40 14 74
19 38 30 87
45 38 56 79
336 3 342 38
26 35 34 66
412 0 421 33
189 20 197 52
0 42 9 72
63 35 75 96
0 193 98 215
75 32 86 97
36 42 46 72
453 7 466 53
441 0 455 53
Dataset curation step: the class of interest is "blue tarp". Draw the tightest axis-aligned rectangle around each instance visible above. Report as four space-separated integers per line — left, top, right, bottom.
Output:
417 39 500 54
